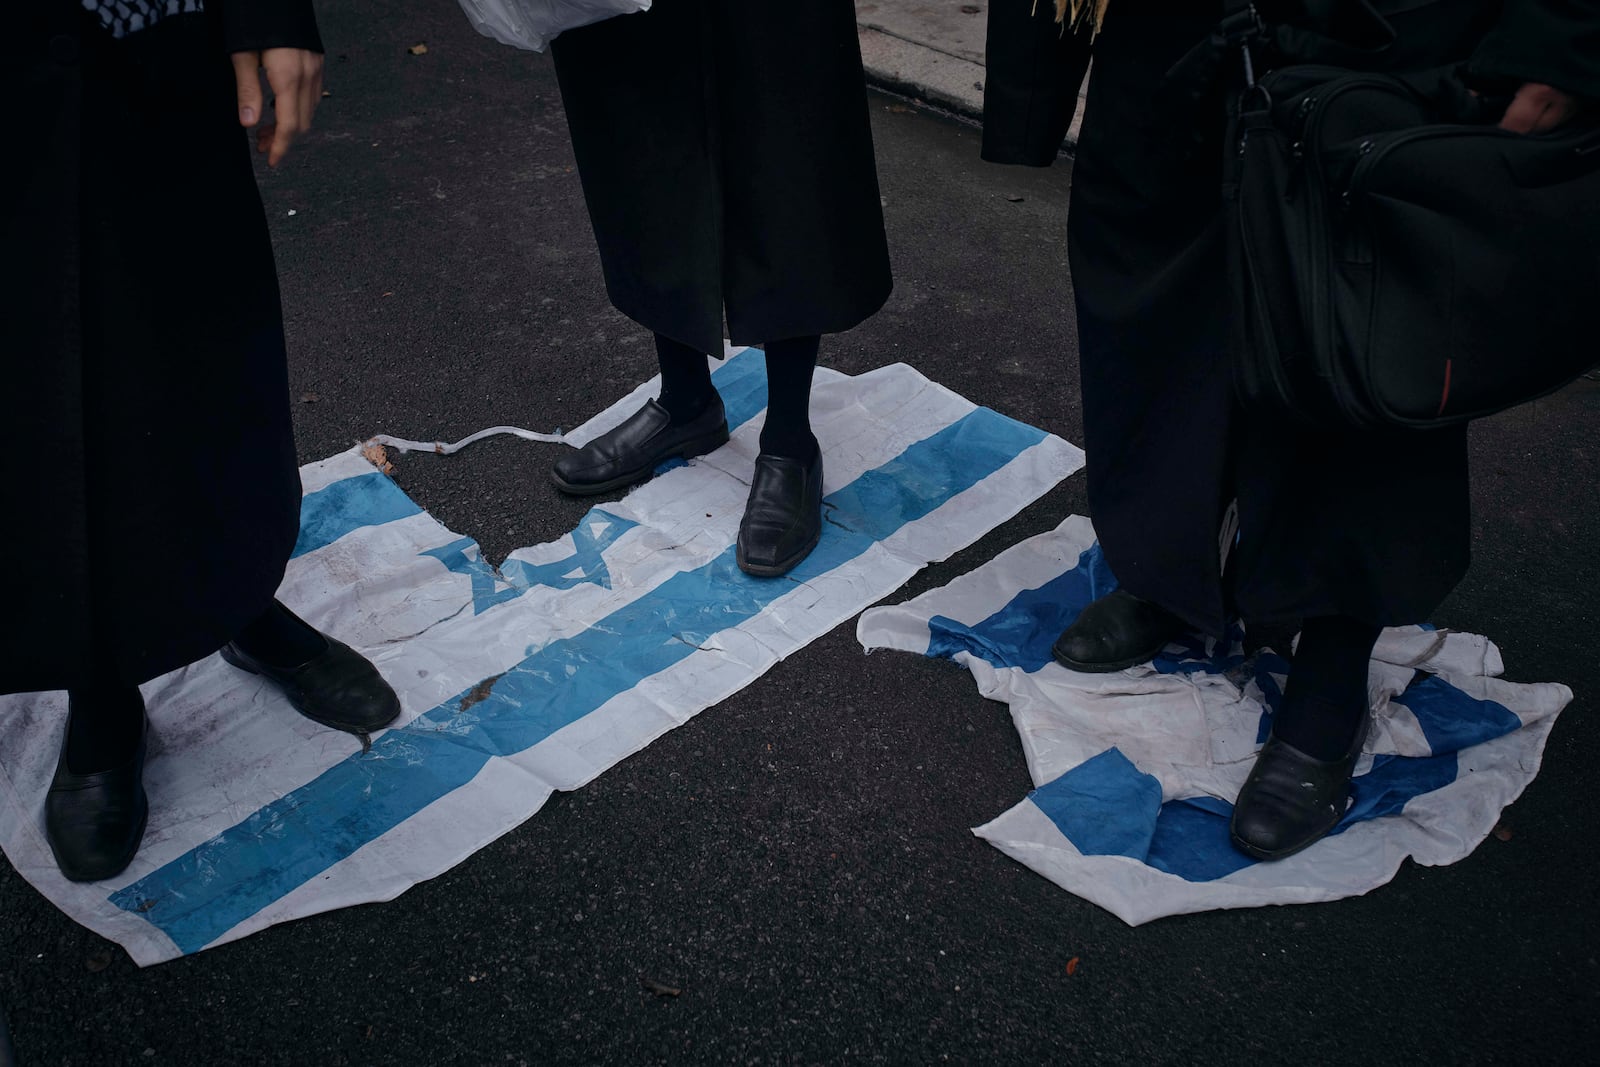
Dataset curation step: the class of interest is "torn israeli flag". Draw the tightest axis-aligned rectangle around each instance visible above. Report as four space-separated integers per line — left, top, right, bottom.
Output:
0 349 1082 965
856 515 1573 924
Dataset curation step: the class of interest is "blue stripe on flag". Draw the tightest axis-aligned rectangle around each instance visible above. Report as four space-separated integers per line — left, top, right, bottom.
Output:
1343 751 1459 824
1146 795 1256 882
920 543 1290 740
1026 748 1258 882
1037 719 1478 883
291 472 423 559
110 406 1047 953
926 543 1117 672
1392 675 1522 754
1028 748 1161 859
711 346 770 433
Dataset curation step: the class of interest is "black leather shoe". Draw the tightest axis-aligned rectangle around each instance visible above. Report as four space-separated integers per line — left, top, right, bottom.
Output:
221 634 401 734
1051 588 1185 672
551 397 730 497
737 448 824 577
1229 715 1369 861
44 713 149 883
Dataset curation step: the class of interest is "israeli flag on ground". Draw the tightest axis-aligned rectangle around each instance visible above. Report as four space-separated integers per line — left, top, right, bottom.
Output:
857 515 1574 924
0 349 1083 965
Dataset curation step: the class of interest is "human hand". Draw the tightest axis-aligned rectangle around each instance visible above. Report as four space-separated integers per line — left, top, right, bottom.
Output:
1498 82 1582 134
231 47 325 167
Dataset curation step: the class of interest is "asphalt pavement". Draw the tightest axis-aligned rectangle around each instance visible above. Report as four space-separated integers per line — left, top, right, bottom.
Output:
3 2 1597 1063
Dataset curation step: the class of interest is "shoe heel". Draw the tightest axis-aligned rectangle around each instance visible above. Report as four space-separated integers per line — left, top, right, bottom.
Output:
218 643 260 676
683 421 731 457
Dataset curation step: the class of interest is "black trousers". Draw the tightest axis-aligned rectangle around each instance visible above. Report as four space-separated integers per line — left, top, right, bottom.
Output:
3 13 301 694
549 0 892 356
1067 2 1473 637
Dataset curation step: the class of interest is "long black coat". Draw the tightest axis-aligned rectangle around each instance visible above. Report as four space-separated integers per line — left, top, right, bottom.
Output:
549 0 893 356
984 0 1600 636
2 2 319 694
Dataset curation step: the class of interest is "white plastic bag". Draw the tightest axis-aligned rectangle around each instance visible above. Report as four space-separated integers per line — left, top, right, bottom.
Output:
456 0 651 53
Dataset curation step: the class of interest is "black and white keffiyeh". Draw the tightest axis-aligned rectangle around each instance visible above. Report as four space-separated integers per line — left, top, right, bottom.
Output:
82 0 206 39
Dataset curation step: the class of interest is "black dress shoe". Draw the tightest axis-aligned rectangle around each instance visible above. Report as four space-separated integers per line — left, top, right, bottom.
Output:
1051 588 1185 672
551 397 730 497
1229 715 1370 861
221 634 401 734
737 448 824 577
44 714 149 883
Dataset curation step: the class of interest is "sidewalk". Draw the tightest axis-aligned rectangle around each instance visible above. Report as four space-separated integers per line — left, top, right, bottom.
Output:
856 0 1087 145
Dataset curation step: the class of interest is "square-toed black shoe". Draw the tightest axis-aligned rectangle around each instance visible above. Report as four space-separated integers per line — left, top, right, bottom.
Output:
736 448 824 577
44 713 149 883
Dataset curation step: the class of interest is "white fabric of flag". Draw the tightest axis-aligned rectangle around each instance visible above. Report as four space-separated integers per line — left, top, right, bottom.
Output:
857 515 1573 925
0 350 1082 965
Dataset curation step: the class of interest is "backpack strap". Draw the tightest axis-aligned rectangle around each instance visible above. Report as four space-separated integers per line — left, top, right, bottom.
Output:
1157 1 1399 141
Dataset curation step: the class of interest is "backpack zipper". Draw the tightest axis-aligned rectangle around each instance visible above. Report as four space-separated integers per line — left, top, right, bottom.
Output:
1291 74 1421 421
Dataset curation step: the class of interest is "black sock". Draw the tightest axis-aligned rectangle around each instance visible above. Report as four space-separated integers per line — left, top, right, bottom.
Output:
233 601 328 670
63 682 145 776
1274 615 1382 760
654 334 716 423
759 335 820 460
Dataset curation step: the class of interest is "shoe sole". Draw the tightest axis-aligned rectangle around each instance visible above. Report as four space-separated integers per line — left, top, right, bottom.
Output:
550 425 731 498
291 700 401 735
737 525 823 578
1228 812 1342 862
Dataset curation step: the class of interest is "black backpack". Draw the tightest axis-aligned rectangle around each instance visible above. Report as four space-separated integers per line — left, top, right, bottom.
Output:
1213 5 1600 429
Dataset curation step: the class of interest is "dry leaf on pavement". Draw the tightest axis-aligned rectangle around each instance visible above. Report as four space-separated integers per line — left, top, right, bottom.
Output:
361 442 394 475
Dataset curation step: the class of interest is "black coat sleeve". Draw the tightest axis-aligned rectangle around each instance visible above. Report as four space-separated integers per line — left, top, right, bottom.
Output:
1470 0 1600 100
220 0 325 54
981 1 1094 166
